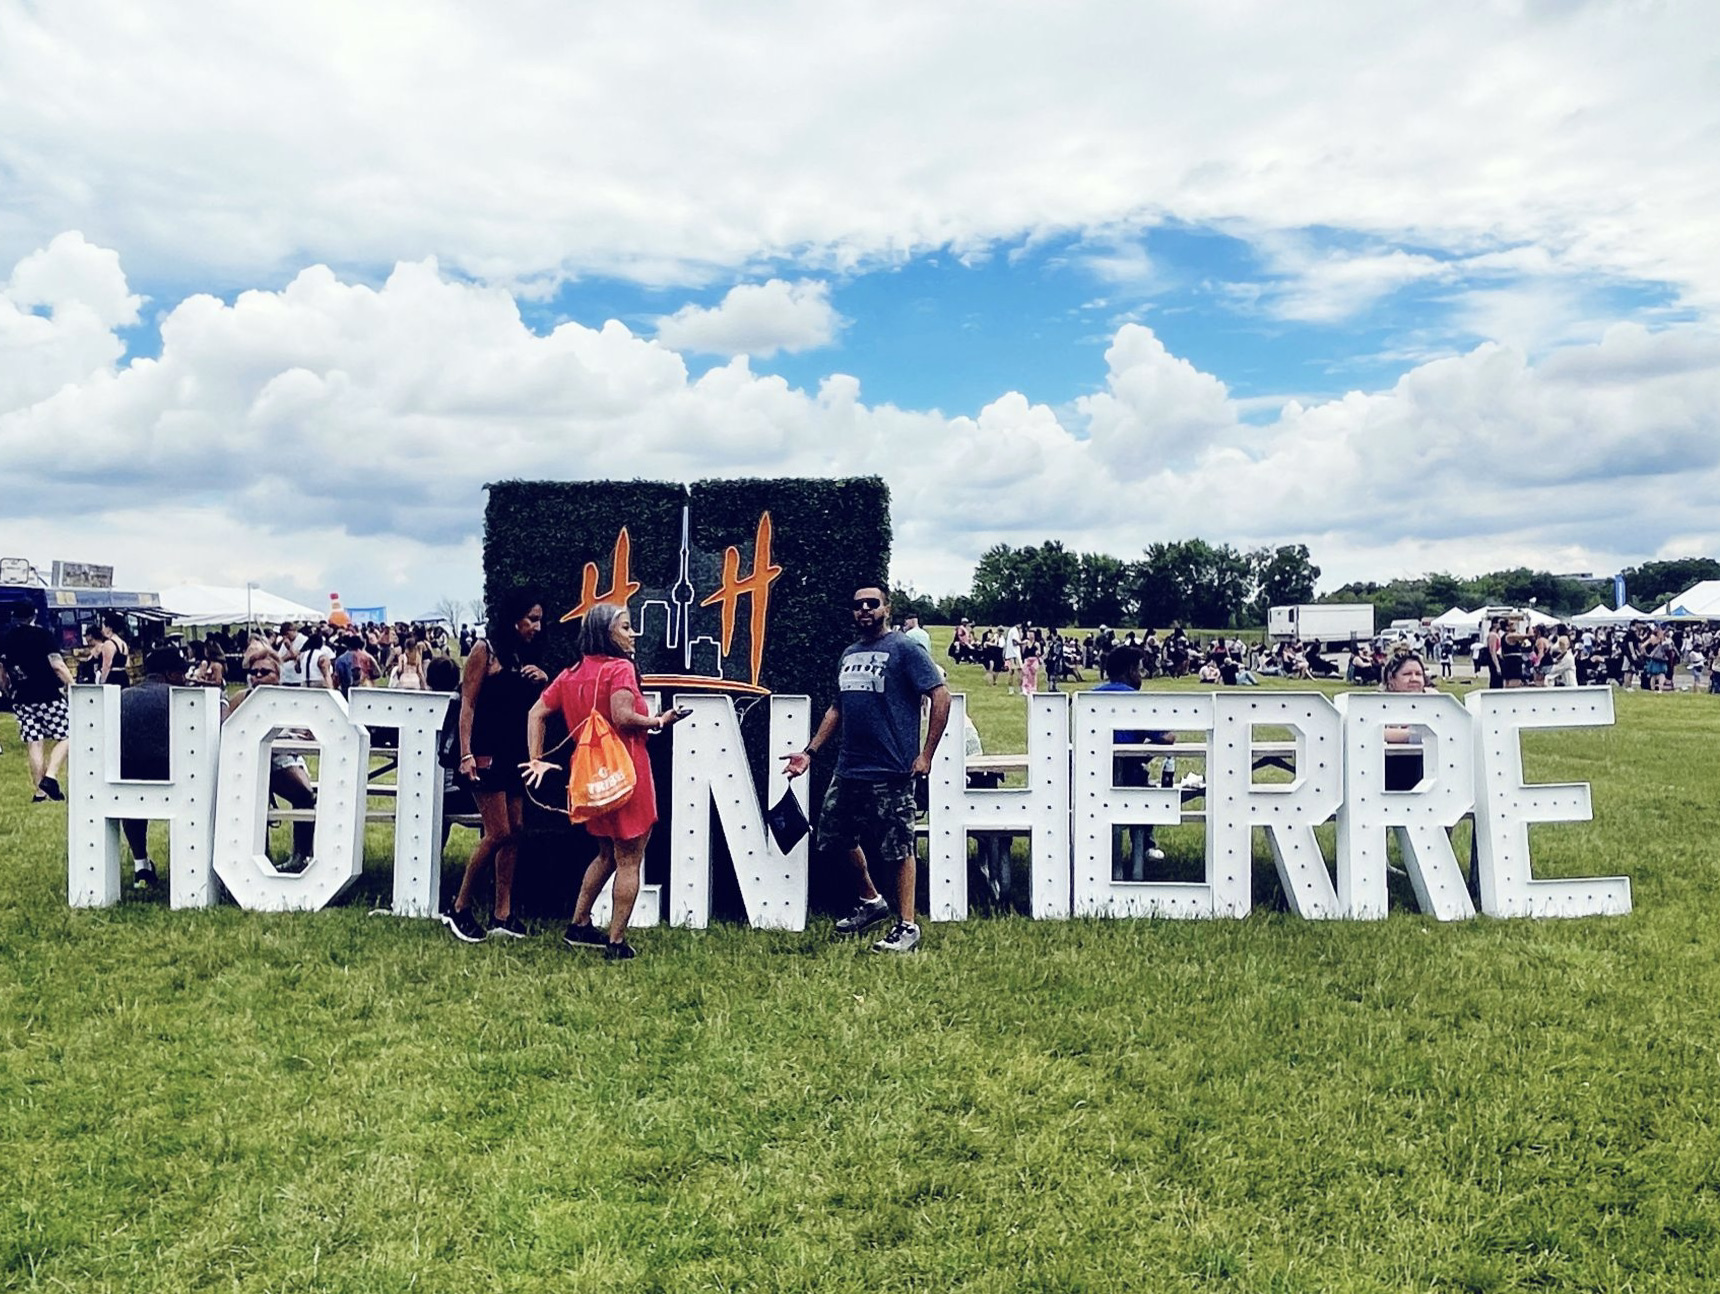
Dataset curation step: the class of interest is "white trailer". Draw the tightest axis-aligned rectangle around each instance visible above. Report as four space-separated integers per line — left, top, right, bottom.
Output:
1268 603 1375 649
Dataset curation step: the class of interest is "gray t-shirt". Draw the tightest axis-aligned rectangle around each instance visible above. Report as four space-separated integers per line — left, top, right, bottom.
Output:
835 631 944 781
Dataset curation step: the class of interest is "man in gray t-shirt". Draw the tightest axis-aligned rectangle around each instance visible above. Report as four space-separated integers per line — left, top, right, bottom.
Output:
784 585 949 953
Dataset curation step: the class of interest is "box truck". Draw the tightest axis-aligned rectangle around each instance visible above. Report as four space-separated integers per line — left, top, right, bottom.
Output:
1267 603 1375 649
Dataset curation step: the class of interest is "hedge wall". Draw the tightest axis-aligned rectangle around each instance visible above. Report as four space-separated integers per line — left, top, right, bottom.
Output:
480 476 892 919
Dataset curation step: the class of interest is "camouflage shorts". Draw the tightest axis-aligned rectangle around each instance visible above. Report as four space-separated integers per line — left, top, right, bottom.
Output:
816 775 919 863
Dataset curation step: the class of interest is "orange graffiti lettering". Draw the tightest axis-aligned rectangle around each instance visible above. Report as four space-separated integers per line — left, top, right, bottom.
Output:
700 512 782 686
561 527 643 622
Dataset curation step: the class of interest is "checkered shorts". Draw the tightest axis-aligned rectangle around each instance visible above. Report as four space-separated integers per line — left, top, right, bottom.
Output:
14 697 69 742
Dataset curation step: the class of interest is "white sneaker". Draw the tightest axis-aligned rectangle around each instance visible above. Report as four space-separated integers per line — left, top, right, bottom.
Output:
871 920 921 954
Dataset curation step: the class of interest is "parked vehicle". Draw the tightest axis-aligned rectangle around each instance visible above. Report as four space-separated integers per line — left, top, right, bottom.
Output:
1267 603 1376 651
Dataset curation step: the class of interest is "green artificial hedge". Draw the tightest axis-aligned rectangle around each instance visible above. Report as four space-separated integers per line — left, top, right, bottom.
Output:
480 476 892 919
484 476 890 707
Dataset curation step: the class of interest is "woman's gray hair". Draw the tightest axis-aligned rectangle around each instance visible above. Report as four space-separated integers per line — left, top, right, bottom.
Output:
577 603 627 658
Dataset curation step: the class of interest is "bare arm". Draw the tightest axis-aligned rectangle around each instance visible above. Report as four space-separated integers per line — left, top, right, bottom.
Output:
782 703 841 779
49 653 74 688
610 681 685 733
456 639 488 777
913 685 951 776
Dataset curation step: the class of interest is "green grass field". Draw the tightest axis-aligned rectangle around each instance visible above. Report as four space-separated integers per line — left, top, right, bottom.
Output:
3 649 1719 1291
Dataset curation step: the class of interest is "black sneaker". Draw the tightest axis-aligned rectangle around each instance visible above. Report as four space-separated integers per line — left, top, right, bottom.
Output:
604 939 637 961
445 908 487 943
132 860 158 890
871 920 921 954
563 921 606 949
834 894 890 935
38 777 64 801
489 913 527 939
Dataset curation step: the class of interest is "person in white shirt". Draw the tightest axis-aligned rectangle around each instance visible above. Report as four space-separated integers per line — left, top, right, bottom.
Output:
275 621 308 686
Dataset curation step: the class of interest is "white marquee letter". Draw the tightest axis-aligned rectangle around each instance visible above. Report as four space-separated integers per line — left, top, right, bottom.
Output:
67 684 222 909
1073 692 1218 917
213 687 369 912
667 694 811 930
349 689 452 919
1466 687 1629 918
929 693 1071 921
1211 692 1344 919
1335 693 1476 920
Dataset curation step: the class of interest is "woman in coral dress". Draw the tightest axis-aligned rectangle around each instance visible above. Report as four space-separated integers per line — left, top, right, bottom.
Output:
523 603 688 960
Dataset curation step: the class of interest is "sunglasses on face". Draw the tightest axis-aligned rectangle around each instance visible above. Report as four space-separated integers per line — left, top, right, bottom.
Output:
852 598 882 611
248 667 276 678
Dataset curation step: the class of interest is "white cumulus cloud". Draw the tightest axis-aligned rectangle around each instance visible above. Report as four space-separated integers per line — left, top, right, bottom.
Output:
654 279 841 358
2 241 1717 613
0 1 1715 315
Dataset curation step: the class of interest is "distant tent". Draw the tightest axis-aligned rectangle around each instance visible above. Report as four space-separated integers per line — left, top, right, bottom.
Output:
160 584 323 627
1430 606 1473 628
1570 604 1617 629
1663 580 1720 619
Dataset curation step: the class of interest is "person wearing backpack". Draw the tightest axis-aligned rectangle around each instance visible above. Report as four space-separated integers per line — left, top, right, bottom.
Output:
522 602 688 960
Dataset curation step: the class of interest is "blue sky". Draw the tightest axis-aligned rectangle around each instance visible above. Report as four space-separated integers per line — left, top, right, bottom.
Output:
2 0 1716 613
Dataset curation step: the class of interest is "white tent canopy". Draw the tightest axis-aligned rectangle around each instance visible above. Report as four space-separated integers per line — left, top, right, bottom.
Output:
1430 606 1472 628
1663 581 1720 618
1570 603 1617 629
160 584 323 627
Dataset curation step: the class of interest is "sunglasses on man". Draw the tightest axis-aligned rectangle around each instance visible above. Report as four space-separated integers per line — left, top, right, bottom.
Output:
852 598 883 611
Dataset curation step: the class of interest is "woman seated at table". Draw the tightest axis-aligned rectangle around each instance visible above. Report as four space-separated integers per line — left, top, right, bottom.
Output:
1381 645 1437 790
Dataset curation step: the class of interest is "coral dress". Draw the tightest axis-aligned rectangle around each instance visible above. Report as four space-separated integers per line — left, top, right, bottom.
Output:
540 656 657 840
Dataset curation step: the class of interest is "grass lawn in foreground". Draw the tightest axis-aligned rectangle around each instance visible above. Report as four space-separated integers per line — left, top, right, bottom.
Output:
2 665 1718 1292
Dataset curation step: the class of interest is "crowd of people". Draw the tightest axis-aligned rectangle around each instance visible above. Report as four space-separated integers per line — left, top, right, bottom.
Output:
950 621 1274 691
944 616 1718 695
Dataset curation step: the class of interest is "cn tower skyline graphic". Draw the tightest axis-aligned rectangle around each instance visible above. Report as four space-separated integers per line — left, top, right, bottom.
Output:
669 505 696 671
560 507 781 695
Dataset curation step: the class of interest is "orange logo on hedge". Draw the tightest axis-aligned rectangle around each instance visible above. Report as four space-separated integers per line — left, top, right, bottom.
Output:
561 510 781 690
563 528 642 620
701 512 781 688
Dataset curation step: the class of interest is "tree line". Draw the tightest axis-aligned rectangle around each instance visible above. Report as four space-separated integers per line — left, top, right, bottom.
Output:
895 540 1319 630
892 546 1720 631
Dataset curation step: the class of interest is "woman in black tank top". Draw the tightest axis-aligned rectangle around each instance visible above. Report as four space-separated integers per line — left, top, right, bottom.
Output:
445 590 548 942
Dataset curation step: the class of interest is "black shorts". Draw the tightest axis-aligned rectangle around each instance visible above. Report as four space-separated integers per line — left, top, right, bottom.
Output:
816 775 918 863
468 756 524 796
